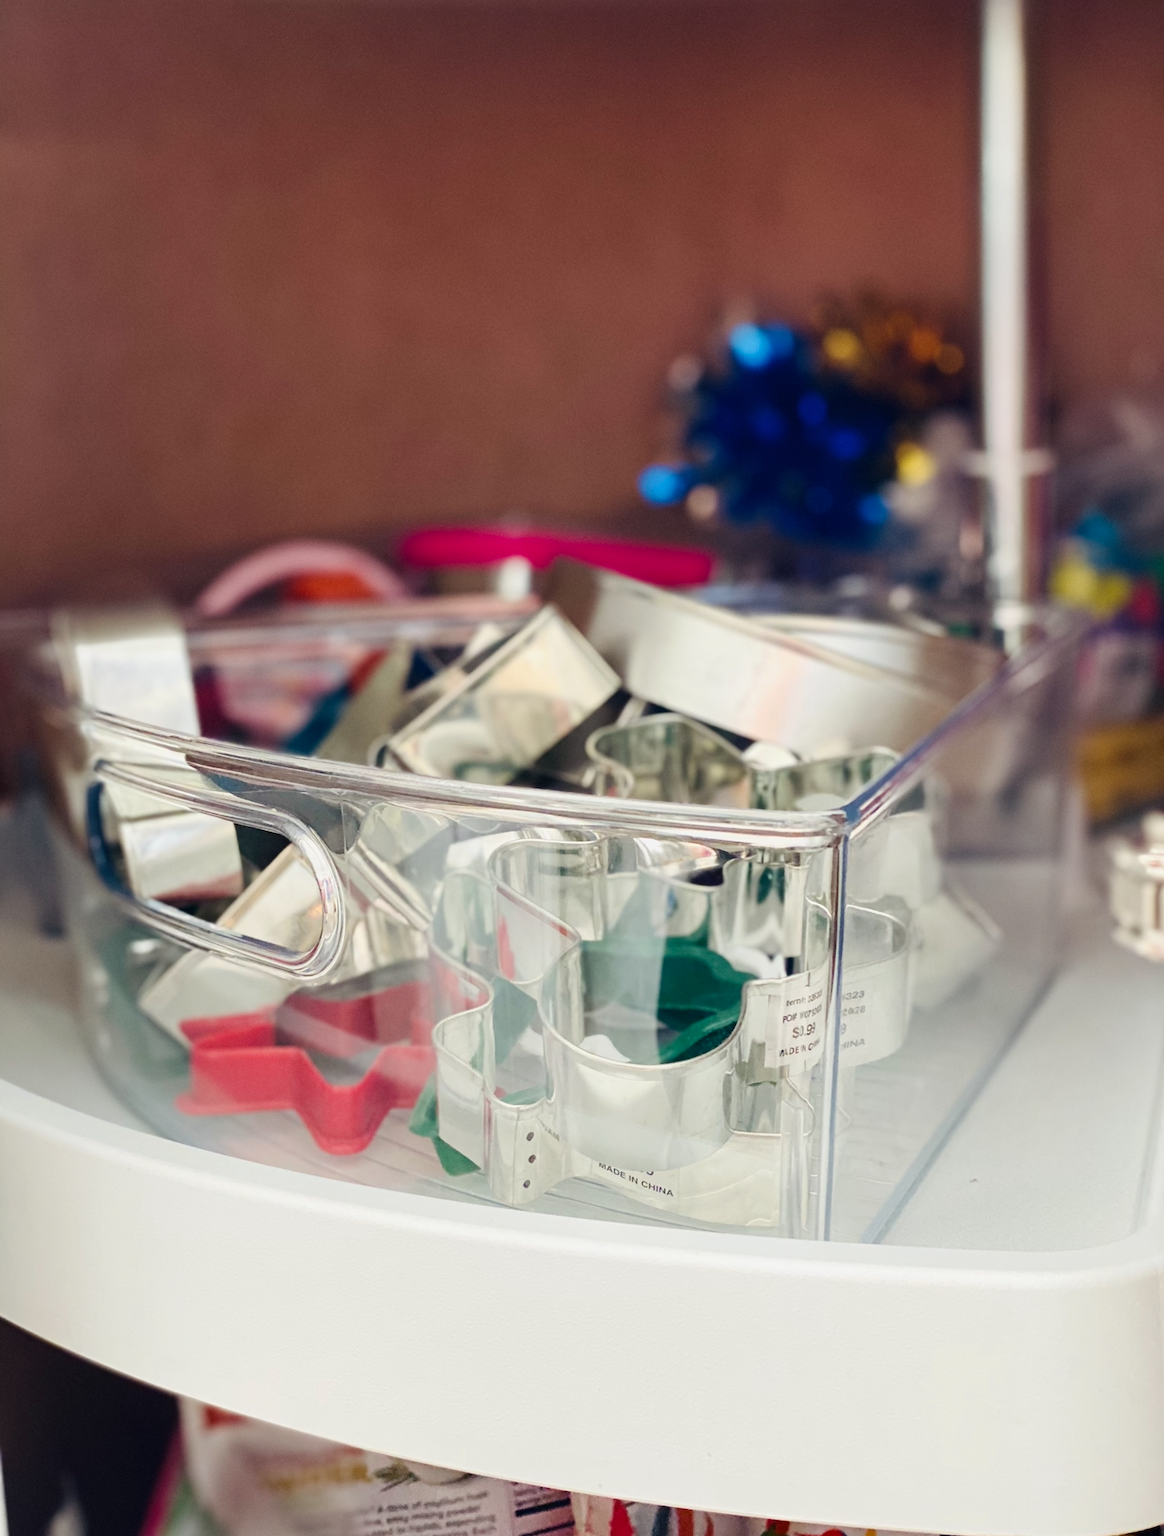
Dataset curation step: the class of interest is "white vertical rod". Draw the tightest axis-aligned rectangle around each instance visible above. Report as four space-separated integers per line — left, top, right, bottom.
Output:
981 0 1033 606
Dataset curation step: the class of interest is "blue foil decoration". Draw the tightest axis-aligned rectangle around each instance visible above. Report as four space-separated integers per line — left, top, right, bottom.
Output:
642 321 901 550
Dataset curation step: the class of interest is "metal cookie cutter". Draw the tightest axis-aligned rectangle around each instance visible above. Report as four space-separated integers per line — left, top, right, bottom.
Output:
52 604 243 904
750 748 899 811
431 834 822 1229
585 730 897 824
373 605 620 783
843 806 999 1017
581 733 923 1052
176 957 436 1155
136 795 457 1039
137 842 419 1039
752 749 999 1016
309 619 512 764
708 852 913 1071
586 714 798 807
313 643 414 765
549 560 966 757
1110 811 1164 961
586 726 984 1025
126 801 452 1149
750 613 1001 702
429 834 905 1227
835 903 914 1068
344 802 454 934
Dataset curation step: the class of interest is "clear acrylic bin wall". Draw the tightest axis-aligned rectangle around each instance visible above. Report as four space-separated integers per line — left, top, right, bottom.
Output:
27 593 1081 1242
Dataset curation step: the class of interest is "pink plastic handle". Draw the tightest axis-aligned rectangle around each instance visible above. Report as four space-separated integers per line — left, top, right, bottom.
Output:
195 540 408 616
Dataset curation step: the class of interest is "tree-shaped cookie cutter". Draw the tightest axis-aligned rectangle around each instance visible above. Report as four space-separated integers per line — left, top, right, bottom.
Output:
431 832 911 1229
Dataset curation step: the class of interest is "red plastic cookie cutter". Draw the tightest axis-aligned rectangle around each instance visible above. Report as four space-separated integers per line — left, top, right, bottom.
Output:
176 964 435 1155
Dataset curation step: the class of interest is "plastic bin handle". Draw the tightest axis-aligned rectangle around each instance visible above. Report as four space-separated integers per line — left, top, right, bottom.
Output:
87 760 347 981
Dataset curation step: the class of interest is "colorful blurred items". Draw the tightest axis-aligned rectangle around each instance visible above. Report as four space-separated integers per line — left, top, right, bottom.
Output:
1055 393 1164 559
638 306 972 570
763 1527 937 1536
571 1498 935 1536
144 1400 577 1536
1050 511 1163 727
639 319 897 549
139 1434 213 1536
398 526 715 597
877 410 980 589
194 540 407 616
1049 503 1164 818
1077 714 1164 825
1075 627 1161 727
145 1433 944 1536
192 542 406 747
809 291 969 413
1050 398 1164 765
195 642 376 751
1050 511 1139 617
572 1496 755 1536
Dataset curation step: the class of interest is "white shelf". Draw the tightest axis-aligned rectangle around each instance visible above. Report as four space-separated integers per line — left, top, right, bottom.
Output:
2 862 1164 1536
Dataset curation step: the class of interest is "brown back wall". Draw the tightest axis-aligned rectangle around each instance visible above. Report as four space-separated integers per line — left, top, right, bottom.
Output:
0 0 1160 605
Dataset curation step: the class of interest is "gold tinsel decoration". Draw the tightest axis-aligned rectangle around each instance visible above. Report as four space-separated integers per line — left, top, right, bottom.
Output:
810 292 968 414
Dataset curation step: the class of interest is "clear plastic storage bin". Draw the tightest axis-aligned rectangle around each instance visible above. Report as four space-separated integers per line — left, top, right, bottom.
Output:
22 574 1082 1242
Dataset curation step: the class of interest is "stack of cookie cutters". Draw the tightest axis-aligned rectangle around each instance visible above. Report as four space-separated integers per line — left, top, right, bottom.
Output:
34 566 1032 1231
48 606 244 904
370 604 621 783
133 803 457 1148
584 716 998 1023
41 605 452 1149
430 832 817 1229
426 821 918 1229
114 604 620 1149
549 560 1001 757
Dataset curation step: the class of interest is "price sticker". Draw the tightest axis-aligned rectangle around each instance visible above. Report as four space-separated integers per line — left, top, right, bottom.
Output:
763 965 828 1070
